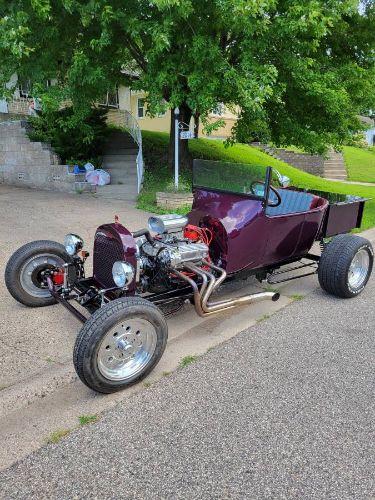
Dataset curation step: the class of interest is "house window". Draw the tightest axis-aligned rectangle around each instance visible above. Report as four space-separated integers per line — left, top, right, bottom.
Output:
212 103 224 116
99 88 119 108
137 98 145 118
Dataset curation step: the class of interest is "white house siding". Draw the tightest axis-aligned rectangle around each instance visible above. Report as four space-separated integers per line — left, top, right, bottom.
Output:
365 127 375 146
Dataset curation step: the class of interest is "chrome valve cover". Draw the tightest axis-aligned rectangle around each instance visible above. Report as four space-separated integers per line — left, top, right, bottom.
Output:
161 242 209 268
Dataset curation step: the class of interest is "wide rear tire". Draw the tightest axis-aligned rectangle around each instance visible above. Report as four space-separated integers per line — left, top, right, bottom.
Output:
73 297 168 393
318 234 373 298
5 240 71 307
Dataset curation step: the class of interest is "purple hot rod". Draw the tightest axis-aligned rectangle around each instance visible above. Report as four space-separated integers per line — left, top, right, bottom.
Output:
5 160 373 393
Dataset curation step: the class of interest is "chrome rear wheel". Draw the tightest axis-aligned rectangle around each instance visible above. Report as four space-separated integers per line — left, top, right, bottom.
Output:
318 234 373 298
348 249 370 290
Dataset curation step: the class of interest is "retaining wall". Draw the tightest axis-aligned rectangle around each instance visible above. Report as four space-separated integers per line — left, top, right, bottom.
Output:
0 120 93 193
252 143 325 177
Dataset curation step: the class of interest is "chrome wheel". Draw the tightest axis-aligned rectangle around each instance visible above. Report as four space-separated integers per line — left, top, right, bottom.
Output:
19 253 64 298
348 249 370 290
97 318 157 381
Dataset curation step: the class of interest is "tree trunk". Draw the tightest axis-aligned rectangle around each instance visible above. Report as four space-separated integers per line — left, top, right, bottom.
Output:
168 102 193 171
194 111 200 138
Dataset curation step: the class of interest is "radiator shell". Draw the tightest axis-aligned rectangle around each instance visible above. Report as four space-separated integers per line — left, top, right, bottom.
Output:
93 223 137 292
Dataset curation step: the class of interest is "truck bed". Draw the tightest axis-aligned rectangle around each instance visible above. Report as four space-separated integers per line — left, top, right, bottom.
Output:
310 190 367 238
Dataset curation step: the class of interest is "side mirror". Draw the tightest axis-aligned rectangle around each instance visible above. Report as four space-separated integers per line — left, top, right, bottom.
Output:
273 169 290 188
279 175 290 188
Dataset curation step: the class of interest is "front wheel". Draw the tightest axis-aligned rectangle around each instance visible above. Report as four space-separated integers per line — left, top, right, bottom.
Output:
73 297 168 393
5 240 71 307
318 234 373 298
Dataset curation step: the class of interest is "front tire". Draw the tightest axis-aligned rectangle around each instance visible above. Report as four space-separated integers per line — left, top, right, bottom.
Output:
5 240 71 307
73 297 168 393
318 234 373 298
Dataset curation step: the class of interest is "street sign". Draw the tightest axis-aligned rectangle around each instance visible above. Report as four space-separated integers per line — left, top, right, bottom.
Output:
180 130 195 140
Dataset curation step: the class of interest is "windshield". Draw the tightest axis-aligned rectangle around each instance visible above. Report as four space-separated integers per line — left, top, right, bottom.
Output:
193 159 270 198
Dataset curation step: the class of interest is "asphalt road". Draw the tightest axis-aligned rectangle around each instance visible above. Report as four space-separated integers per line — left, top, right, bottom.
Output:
1 276 374 499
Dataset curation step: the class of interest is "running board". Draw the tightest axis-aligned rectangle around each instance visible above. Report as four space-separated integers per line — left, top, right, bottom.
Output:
267 261 318 285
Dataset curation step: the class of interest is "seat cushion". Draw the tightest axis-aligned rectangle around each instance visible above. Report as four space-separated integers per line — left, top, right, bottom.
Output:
266 189 314 216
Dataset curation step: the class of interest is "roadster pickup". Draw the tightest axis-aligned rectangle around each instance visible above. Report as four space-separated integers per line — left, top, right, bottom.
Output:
5 160 373 393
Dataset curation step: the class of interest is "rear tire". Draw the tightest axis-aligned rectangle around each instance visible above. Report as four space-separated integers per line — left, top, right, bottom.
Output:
318 234 373 298
5 240 71 307
73 297 168 394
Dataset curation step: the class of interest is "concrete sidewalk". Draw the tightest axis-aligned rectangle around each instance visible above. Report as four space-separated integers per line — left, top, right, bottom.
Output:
1 275 373 498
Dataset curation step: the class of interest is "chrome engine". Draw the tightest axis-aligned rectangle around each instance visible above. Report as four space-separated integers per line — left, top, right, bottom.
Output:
141 240 209 268
137 214 209 273
133 214 279 315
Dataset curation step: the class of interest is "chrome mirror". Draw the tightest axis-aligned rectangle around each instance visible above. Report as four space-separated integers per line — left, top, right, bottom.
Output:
273 169 290 188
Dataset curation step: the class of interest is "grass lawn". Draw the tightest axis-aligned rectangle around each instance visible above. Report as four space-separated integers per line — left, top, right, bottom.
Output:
139 131 375 231
343 146 375 183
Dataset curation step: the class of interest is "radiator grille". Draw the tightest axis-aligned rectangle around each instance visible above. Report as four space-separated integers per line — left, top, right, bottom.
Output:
94 232 124 288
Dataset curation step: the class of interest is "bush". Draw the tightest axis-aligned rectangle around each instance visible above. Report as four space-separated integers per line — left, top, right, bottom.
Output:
27 107 110 165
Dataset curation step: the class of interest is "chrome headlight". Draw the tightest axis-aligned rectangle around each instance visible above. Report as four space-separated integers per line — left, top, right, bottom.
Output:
64 234 84 256
112 261 135 288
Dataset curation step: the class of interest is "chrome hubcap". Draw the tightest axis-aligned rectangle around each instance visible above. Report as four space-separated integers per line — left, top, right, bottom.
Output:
20 253 64 298
97 319 157 381
348 249 370 289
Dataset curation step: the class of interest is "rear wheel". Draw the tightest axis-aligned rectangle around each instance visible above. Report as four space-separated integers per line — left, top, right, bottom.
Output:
318 234 373 298
73 297 168 393
5 240 71 307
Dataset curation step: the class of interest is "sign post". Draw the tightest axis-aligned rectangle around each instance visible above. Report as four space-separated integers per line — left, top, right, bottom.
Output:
174 107 197 190
174 107 180 190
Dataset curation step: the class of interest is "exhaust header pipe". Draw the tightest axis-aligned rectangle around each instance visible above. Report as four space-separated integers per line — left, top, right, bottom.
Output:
173 261 279 317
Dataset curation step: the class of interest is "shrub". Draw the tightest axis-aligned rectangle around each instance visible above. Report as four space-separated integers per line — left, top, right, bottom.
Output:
27 107 110 165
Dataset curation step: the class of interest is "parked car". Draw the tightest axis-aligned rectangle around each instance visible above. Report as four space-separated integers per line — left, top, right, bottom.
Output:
5 160 373 393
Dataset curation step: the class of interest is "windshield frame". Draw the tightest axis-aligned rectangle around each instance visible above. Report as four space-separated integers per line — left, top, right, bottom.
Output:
192 159 272 203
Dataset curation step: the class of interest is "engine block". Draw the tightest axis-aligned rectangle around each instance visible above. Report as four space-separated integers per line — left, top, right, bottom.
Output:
141 240 209 269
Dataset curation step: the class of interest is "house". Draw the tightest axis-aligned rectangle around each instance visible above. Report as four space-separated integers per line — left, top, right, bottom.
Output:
1 76 238 139
360 115 375 146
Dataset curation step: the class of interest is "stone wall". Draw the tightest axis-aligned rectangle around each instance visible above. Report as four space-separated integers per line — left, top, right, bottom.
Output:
253 144 325 177
156 191 193 209
8 98 31 115
0 112 28 123
0 121 94 193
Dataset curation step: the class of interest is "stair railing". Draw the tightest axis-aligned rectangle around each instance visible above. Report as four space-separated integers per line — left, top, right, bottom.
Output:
123 110 144 194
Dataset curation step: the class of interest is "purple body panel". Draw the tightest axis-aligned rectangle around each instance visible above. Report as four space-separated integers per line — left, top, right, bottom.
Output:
93 223 137 292
189 188 328 274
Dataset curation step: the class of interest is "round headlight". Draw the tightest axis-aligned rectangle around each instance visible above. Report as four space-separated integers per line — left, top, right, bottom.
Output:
64 234 84 256
112 261 135 288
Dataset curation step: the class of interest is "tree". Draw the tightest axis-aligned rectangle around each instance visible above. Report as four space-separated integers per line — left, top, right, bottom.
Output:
1 0 374 168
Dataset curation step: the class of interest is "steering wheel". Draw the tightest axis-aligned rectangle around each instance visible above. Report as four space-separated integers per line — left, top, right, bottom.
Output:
250 181 282 207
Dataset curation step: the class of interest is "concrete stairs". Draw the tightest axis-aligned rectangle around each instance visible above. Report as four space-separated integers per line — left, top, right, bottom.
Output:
323 151 347 181
96 131 139 202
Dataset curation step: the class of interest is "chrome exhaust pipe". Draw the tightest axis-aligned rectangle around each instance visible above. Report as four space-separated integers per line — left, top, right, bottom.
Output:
178 262 280 317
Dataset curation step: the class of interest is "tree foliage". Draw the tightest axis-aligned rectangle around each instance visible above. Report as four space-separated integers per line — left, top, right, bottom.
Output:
28 107 109 164
1 0 374 157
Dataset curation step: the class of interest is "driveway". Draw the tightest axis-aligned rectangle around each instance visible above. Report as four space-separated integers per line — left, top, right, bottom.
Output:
0 185 293 469
0 185 151 388
1 270 374 499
